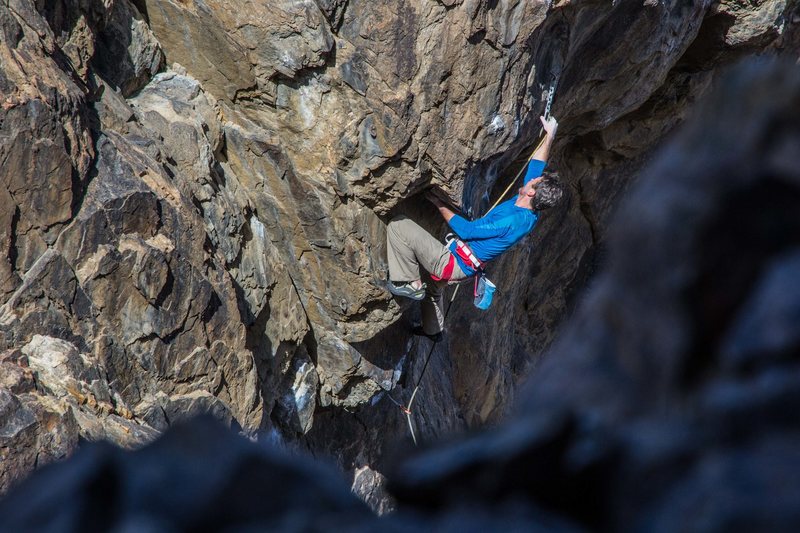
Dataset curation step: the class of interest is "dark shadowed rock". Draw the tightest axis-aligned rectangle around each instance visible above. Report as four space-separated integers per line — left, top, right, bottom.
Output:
92 0 165 96
0 417 379 533
33 0 164 93
0 384 80 495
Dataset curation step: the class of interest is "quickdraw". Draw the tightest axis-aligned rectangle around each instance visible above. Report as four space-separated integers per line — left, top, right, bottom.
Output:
543 78 556 122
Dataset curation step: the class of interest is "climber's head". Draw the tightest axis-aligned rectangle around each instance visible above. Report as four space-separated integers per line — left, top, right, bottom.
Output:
532 172 564 211
519 172 563 211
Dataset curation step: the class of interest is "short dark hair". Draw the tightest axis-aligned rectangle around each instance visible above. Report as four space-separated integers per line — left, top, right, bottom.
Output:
532 172 564 211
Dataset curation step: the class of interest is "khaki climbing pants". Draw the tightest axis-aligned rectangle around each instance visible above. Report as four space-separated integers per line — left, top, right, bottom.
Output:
386 216 468 335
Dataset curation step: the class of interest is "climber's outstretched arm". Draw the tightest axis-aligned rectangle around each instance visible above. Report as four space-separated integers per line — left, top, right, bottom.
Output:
524 115 558 184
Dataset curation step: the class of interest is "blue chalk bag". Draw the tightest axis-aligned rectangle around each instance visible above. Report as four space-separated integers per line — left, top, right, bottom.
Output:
473 272 496 310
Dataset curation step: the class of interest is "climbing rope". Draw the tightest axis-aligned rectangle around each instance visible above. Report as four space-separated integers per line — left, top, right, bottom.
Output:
389 78 558 446
387 283 460 446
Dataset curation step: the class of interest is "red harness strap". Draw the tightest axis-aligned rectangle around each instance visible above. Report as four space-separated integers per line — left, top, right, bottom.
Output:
453 240 483 270
430 254 456 282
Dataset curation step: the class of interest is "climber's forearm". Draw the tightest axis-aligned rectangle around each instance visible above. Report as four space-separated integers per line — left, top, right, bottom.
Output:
531 132 555 163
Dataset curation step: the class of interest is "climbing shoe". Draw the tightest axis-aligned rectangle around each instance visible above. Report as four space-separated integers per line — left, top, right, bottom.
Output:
412 325 443 343
387 281 426 301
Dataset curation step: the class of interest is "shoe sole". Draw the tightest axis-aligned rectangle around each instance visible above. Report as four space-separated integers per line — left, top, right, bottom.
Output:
387 283 426 301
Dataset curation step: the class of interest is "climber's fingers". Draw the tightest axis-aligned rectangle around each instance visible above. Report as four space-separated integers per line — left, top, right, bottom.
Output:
540 115 558 135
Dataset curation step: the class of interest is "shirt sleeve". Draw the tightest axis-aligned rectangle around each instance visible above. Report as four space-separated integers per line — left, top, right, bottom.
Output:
524 159 546 184
448 214 510 240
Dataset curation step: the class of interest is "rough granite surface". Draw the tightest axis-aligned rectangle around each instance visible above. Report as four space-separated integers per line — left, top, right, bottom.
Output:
0 0 797 504
2 59 800 532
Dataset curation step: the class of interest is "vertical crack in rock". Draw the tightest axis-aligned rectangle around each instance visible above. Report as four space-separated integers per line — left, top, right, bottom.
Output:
6 206 20 278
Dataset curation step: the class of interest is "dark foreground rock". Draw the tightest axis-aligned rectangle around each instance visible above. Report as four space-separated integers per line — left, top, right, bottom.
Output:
2 60 799 531
0 417 378 533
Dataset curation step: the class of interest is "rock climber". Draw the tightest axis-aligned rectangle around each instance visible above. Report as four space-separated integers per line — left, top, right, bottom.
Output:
386 115 563 342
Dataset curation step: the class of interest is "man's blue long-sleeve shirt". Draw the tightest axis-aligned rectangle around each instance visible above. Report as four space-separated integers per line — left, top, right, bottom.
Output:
446 159 545 275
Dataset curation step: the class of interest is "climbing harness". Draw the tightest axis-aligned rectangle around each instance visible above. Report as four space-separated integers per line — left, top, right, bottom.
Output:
446 234 495 311
430 236 483 282
447 233 484 271
388 77 559 446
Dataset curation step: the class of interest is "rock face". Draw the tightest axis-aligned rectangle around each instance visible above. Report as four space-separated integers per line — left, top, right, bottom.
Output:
3 58 798 533
0 0 796 505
